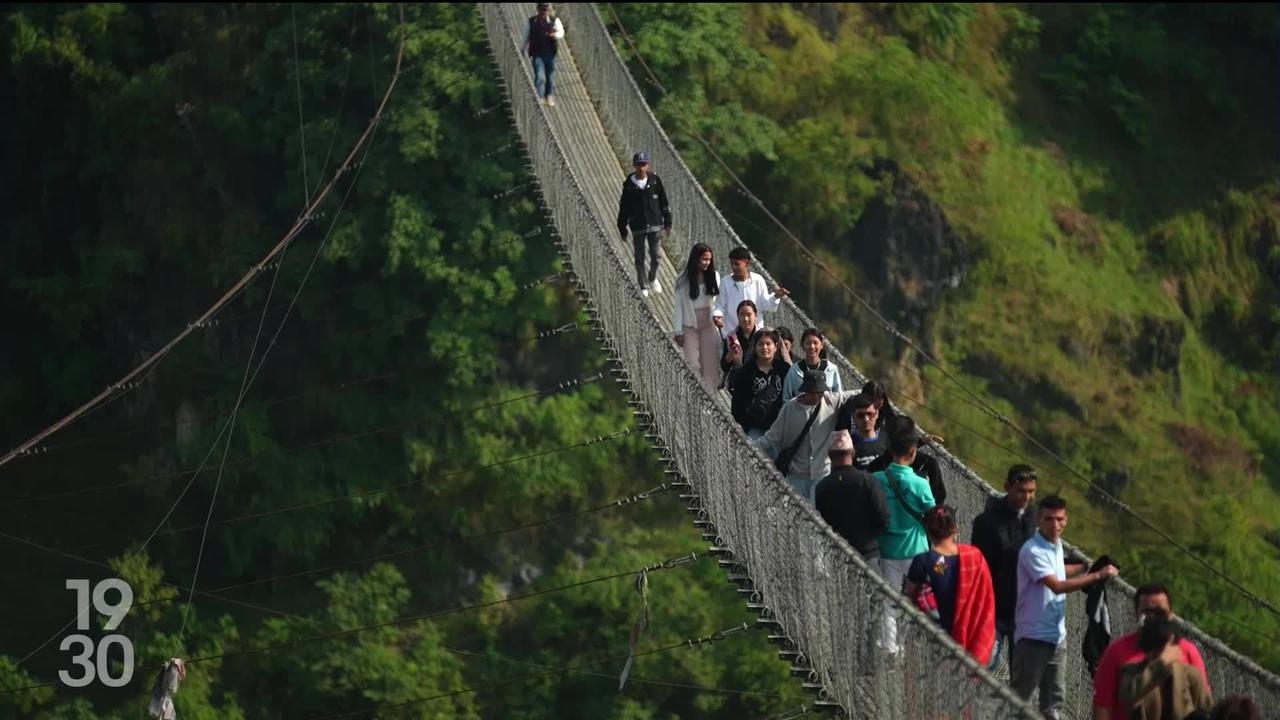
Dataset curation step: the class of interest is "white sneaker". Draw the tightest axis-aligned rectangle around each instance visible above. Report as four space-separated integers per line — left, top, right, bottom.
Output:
546 95 556 107
641 288 650 299
650 278 662 294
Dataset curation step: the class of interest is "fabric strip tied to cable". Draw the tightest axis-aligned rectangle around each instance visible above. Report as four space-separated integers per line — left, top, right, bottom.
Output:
618 552 698 690
148 657 186 720
618 569 649 690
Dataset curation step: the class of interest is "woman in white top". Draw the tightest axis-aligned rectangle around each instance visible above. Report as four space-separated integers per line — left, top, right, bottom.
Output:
782 327 843 401
672 243 722 391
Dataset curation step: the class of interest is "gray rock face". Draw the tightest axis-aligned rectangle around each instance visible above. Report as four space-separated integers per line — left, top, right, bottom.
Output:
845 158 967 360
1129 316 1184 376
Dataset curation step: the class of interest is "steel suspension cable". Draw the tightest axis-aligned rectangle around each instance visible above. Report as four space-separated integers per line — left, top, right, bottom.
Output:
307 621 752 720
604 4 1280 619
6 371 600 510
0 480 669 630
0 7 408 470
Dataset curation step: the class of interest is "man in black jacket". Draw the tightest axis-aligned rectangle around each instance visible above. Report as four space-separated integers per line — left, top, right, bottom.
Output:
616 151 672 298
970 463 1038 670
815 429 890 559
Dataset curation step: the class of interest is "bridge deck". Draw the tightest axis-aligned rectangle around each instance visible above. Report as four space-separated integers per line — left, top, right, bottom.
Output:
498 5 680 331
485 4 1280 718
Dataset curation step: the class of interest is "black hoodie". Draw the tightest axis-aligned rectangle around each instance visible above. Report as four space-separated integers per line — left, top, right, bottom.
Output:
815 465 890 558
616 172 672 236
970 493 1037 625
729 356 789 433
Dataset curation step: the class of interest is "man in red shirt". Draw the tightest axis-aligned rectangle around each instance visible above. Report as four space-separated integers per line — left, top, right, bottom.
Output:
1091 583 1211 720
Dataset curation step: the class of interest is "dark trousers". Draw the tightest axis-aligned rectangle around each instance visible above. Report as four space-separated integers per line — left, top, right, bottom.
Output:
1009 638 1065 719
632 230 661 286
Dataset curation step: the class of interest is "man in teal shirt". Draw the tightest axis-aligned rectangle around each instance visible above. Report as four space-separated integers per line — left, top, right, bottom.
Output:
873 424 934 654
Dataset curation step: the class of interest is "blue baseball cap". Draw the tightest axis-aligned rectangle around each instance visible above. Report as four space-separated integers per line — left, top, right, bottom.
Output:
632 151 650 165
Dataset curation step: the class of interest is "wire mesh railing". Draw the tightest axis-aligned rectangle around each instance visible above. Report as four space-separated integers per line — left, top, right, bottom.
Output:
483 2 1280 717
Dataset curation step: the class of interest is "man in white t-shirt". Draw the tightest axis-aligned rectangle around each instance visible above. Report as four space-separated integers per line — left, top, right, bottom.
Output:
1012 494 1118 719
713 246 788 336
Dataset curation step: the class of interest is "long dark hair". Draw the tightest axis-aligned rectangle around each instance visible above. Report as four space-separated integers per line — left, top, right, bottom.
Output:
684 243 720 300
799 327 829 361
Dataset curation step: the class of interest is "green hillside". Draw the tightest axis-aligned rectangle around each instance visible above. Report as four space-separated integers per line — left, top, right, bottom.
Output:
0 4 1276 718
610 2 1280 669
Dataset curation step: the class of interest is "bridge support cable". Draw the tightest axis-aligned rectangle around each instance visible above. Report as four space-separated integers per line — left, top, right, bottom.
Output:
0 8 409 471
481 4 1046 717
528 2 1280 711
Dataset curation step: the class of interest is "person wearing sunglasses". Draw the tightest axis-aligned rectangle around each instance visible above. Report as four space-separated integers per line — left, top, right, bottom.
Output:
834 394 887 471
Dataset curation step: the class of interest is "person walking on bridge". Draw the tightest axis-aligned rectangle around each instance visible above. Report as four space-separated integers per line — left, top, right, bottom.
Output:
720 299 763 385
1011 494 1118 719
729 330 789 440
522 3 564 106
903 505 996 665
781 327 842 402
970 463 1038 671
672 243 721 391
1091 583 1211 720
755 371 860 502
617 151 671 298
815 430 889 560
836 394 886 472
872 424 934 655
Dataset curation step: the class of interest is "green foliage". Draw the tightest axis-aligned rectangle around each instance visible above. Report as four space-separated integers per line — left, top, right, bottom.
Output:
0 656 54 717
609 1 1280 671
888 3 979 60
610 2 782 196
252 564 478 719
0 4 807 716
1035 5 1257 146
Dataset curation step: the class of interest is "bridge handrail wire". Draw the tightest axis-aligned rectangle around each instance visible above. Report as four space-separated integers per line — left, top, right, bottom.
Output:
484 4 1050 717
554 3 1280 711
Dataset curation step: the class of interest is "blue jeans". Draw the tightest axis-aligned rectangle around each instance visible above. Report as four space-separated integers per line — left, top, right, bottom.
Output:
531 54 556 98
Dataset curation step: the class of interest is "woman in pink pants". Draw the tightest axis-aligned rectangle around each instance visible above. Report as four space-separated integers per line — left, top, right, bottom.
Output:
672 243 722 392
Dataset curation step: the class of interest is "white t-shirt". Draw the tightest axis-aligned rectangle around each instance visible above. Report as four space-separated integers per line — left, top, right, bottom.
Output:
714 271 781 336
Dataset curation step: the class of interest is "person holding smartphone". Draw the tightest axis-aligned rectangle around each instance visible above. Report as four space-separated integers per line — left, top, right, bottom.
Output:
719 299 763 387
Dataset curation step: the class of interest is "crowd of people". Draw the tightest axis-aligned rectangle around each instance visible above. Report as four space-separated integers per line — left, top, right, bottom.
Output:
523 3 1268 713
614 145 1267 720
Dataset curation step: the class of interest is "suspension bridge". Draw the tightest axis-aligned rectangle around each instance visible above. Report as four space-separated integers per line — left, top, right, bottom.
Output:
481 3 1280 718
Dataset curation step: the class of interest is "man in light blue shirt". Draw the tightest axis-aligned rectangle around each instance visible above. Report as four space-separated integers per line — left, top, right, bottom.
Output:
1011 495 1118 719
